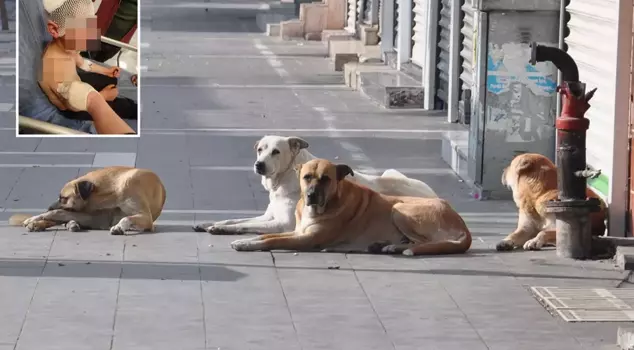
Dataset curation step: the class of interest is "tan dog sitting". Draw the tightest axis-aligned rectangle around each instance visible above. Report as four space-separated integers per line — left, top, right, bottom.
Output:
496 153 607 251
230 159 472 256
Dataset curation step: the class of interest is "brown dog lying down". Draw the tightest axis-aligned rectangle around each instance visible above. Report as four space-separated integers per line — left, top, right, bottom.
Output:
230 159 472 256
496 153 607 251
8 167 166 235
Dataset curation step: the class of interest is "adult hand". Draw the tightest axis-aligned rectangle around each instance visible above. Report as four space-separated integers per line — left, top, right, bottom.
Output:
108 67 121 78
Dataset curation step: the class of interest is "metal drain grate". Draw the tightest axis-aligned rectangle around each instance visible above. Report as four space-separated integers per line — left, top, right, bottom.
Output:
531 287 634 322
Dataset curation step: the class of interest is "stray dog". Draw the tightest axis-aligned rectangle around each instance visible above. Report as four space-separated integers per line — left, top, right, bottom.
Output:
496 153 606 251
193 135 438 235
9 167 166 235
230 159 471 255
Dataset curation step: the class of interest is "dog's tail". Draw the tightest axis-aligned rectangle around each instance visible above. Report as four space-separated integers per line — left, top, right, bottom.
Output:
8 214 30 226
381 169 407 179
380 170 438 198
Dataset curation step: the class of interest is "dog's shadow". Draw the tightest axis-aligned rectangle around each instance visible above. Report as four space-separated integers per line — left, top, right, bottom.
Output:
36 224 197 235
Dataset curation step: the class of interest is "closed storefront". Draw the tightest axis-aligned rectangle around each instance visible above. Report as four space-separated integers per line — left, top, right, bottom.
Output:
565 0 618 198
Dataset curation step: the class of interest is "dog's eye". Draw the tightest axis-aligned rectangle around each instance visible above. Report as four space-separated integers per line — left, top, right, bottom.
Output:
272 149 280 155
320 176 330 182
257 148 262 153
59 196 67 204
303 174 312 181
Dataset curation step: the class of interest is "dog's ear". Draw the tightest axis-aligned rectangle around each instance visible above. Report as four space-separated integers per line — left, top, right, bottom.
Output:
288 137 309 152
253 140 260 151
516 158 534 174
75 181 95 200
335 164 354 181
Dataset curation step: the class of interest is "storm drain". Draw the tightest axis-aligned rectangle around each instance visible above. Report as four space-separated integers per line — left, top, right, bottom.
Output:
531 286 634 322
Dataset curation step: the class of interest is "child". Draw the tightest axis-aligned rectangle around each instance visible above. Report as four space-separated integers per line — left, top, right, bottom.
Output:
39 0 137 123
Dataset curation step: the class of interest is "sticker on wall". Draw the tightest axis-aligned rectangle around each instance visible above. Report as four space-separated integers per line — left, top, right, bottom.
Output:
486 42 557 97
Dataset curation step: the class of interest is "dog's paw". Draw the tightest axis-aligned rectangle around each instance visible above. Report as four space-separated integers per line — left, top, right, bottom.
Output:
231 239 257 251
381 244 402 254
207 225 237 235
109 225 125 236
25 221 47 232
65 220 81 232
192 224 208 233
22 215 40 227
367 241 390 254
523 237 544 251
495 239 516 252
402 249 415 256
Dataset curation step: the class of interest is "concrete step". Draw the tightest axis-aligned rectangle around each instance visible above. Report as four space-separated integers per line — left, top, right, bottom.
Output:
266 23 281 36
343 62 392 90
321 29 354 43
616 246 634 270
358 71 424 109
280 19 303 39
328 40 381 71
441 127 470 185
618 327 634 350
255 3 297 33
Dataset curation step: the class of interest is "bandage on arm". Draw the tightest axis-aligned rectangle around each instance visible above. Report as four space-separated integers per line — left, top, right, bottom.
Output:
56 81 134 134
56 81 96 111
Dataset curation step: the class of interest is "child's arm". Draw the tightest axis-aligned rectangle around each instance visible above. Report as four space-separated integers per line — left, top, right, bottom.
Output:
72 52 119 77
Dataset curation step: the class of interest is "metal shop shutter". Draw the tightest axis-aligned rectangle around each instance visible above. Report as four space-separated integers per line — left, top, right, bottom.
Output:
459 1 474 102
565 0 618 179
346 0 357 32
435 0 451 107
394 0 399 51
411 0 428 66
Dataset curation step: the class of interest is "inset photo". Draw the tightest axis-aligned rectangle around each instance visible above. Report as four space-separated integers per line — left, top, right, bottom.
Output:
17 0 140 136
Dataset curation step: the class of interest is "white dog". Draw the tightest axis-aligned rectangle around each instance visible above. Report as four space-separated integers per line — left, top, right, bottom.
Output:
193 135 437 235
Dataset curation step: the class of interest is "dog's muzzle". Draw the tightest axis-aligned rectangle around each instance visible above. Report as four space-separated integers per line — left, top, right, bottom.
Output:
305 187 323 206
48 201 62 211
254 161 266 175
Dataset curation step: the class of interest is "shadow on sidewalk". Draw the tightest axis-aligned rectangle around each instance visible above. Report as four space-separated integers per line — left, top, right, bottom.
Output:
0 256 622 282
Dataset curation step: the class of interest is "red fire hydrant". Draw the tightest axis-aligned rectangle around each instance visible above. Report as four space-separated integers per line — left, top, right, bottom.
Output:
530 43 601 259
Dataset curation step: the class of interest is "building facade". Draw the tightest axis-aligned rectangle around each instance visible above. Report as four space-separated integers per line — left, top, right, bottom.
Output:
342 0 634 237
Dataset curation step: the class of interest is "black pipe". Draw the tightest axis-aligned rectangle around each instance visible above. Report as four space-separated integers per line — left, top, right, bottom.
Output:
529 42 579 83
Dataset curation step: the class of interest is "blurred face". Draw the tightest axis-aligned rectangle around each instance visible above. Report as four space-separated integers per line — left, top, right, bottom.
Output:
46 0 101 52
63 16 101 51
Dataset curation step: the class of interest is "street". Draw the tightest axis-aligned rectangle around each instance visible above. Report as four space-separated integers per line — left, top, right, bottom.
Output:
0 1 630 349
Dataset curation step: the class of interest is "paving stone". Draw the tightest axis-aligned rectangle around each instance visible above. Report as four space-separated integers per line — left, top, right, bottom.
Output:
3 167 80 209
112 280 205 350
124 232 199 263
276 269 395 350
0 130 39 152
191 168 261 210
0 168 23 202
0 153 94 166
201 261 300 350
0 276 38 344
91 152 137 167
14 277 119 350
48 231 125 262
0 228 55 259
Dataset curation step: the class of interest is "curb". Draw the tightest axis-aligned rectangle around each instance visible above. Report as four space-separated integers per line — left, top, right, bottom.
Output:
618 327 634 350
